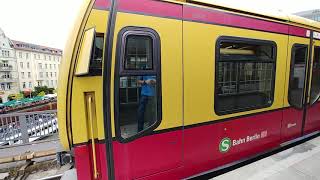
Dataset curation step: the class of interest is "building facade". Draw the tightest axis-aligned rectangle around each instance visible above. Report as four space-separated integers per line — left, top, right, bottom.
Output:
0 27 62 103
12 41 62 91
0 28 19 103
295 9 320 22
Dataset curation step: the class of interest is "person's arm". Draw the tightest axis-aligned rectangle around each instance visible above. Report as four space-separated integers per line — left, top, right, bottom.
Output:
137 79 145 85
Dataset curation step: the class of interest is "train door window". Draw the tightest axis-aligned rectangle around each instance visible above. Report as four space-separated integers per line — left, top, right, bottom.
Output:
288 44 308 108
310 46 320 104
89 33 104 75
116 27 161 141
215 37 276 115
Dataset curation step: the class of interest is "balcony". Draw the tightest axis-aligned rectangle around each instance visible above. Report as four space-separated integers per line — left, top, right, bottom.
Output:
0 77 17 83
0 65 13 72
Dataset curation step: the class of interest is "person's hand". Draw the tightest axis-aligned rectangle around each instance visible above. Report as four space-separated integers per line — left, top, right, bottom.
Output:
145 79 151 85
150 79 156 85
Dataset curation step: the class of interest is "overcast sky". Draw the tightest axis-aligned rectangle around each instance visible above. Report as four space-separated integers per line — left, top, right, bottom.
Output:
0 0 319 50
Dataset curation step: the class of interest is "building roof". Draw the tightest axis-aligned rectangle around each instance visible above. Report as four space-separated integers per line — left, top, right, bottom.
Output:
295 9 320 16
11 40 62 55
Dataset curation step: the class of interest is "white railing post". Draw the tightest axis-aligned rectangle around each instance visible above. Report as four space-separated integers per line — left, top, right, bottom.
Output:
19 115 29 143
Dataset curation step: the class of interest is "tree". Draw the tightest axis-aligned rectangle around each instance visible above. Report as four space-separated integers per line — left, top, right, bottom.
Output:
33 86 54 96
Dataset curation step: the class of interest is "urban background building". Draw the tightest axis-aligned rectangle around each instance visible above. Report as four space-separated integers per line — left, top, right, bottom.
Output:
295 9 320 22
13 40 62 91
0 28 19 103
0 28 62 103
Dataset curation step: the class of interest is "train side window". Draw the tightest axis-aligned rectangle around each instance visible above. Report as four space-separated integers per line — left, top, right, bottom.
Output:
215 37 276 115
288 45 308 108
115 27 161 142
309 46 320 105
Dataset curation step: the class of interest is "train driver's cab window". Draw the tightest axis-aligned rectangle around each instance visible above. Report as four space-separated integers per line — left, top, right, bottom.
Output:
310 46 320 105
116 28 161 141
75 28 104 76
215 37 276 115
288 45 308 108
89 33 104 75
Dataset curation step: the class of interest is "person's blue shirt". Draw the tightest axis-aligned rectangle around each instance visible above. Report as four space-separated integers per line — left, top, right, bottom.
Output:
140 76 156 97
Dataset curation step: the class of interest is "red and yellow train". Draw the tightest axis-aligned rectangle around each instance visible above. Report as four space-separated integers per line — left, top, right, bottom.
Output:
57 0 320 179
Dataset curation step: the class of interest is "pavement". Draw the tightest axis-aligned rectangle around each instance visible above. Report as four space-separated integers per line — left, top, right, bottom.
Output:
213 136 320 180
0 139 60 159
0 135 61 170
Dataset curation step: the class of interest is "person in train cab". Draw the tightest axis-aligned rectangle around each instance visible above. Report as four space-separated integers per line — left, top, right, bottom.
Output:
137 75 156 132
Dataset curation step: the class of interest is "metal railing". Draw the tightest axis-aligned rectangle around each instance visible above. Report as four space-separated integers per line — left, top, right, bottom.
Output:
0 110 58 146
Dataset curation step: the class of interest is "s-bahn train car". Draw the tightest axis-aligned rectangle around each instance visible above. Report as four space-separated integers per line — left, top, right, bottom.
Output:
57 0 320 179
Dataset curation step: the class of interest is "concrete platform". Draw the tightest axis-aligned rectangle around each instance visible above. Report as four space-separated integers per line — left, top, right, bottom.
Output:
213 136 320 180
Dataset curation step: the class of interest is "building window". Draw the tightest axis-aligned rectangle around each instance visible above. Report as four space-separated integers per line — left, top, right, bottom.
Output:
38 63 42 69
46 72 49 77
23 82 26 88
55 72 57 77
1 60 9 67
44 55 47 60
19 52 22 58
50 72 53 77
51 80 54 86
116 27 161 141
38 54 40 59
29 82 32 88
37 81 41 86
26 53 29 59
40 72 43 78
21 72 25 79
50 64 52 69
2 50 9 57
288 44 308 108
27 62 30 68
215 37 276 115
54 64 56 69
7 83 11 90
1 84 5 90
34 54 36 59
20 62 23 69
3 72 9 78
45 64 47 69
49 56 51 60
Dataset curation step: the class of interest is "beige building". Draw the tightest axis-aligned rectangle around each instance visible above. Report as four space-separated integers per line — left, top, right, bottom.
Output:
295 9 320 22
12 40 62 91
0 27 62 103
0 28 19 103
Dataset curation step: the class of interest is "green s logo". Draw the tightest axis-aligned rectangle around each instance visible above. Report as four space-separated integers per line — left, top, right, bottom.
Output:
219 138 231 153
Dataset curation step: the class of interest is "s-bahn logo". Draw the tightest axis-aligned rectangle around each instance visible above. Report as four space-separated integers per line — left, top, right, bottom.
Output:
219 137 231 153
219 130 268 153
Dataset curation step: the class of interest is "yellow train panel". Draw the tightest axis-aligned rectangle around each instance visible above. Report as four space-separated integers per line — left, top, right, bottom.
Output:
183 21 289 126
110 12 183 134
71 9 109 144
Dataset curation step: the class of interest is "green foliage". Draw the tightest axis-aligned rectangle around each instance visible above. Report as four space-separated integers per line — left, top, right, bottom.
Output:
7 94 17 101
32 86 54 96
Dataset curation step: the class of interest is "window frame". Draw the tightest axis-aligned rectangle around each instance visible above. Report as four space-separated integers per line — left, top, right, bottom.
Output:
309 46 320 106
114 26 162 143
288 44 309 109
88 32 104 76
214 36 277 115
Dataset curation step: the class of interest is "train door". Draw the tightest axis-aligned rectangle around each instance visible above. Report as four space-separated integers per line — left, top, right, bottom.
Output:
104 1 183 179
282 29 314 142
304 33 320 134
